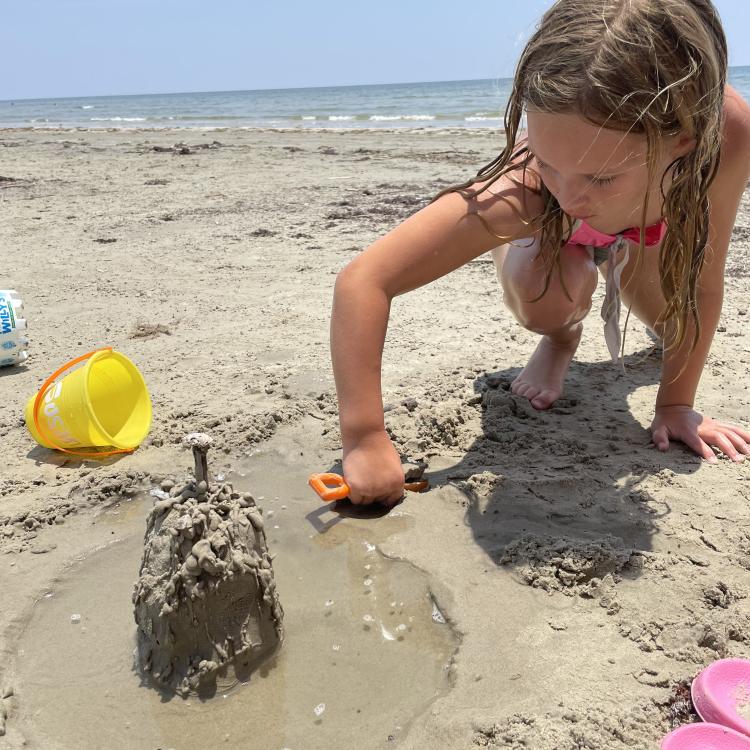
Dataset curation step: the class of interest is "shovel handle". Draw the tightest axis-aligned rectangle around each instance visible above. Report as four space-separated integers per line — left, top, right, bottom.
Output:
308 472 429 502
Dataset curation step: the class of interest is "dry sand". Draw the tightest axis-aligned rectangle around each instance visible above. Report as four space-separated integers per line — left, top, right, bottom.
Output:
1 125 749 749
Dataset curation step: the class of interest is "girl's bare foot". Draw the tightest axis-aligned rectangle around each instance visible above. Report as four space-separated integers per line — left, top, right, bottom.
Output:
511 324 583 410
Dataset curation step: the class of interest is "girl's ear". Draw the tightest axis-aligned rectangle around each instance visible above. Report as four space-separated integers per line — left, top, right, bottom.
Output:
671 132 697 159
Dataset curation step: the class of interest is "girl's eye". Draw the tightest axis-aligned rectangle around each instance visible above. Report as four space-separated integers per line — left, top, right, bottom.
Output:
536 157 615 187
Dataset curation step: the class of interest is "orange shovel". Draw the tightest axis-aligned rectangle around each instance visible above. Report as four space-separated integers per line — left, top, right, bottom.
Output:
308 472 429 502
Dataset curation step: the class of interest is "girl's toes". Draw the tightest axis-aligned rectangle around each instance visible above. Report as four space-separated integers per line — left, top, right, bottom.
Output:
516 383 533 399
531 389 557 410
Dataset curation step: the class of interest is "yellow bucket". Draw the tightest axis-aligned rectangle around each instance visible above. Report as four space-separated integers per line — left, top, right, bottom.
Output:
25 347 152 456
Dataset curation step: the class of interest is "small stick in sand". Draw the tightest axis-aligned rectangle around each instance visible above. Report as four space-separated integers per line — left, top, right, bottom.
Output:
182 432 213 488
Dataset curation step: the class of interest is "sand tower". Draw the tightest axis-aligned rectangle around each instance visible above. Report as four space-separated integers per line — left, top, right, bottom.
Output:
133 433 283 697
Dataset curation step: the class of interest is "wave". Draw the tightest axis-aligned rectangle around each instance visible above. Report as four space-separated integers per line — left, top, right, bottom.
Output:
369 114 435 121
167 114 247 121
90 116 146 122
14 108 511 130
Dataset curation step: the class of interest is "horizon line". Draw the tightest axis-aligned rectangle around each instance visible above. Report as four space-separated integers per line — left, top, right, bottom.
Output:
3 64 749 104
0 76 514 105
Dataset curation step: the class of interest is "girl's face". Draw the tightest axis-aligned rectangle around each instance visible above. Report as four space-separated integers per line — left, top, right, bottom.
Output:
526 109 691 234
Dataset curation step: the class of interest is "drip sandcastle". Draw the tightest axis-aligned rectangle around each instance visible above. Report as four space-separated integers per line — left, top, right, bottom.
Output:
133 433 283 697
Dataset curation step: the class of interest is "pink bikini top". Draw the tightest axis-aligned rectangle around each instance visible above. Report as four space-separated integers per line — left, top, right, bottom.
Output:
569 218 667 249
567 218 667 368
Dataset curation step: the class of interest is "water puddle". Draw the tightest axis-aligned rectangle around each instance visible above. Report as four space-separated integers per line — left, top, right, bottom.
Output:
14 421 457 749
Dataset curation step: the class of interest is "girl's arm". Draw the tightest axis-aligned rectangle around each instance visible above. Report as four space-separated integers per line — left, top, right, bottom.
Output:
332 172 540 503
652 87 750 461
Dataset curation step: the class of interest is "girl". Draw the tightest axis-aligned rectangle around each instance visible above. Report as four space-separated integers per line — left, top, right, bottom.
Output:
330 0 750 506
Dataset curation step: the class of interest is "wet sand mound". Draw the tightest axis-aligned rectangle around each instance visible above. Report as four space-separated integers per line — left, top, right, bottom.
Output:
133 434 283 697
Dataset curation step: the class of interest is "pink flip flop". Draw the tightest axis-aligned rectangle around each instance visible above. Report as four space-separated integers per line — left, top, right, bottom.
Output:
661 723 750 749
692 658 750 736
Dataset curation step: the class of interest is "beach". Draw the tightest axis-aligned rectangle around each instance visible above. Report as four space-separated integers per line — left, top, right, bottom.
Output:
1 125 750 749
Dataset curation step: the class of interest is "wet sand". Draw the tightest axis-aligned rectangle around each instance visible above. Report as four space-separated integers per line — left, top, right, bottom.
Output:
1 126 749 749
13 422 455 750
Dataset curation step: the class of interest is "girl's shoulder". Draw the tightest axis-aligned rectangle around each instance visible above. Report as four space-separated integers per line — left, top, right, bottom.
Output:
699 85 750 282
469 135 546 229
720 85 750 166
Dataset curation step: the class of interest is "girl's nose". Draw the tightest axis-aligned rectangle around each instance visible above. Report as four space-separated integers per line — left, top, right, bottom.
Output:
560 202 590 218
553 182 590 217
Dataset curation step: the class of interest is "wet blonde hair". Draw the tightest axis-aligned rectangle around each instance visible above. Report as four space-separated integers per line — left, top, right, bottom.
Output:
433 0 727 357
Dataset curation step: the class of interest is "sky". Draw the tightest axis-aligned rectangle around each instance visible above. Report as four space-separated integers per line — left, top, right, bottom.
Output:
2 0 749 100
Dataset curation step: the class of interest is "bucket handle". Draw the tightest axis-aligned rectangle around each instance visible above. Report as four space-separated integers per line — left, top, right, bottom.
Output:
32 347 136 458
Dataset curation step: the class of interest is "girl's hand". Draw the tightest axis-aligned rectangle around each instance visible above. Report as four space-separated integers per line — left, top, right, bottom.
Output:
651 405 750 463
342 429 406 506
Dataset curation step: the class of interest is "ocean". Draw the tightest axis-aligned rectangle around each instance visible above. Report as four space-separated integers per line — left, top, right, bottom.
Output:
1 67 748 130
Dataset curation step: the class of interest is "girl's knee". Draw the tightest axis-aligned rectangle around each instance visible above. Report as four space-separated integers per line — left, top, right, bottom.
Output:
498 243 597 332
513 295 593 334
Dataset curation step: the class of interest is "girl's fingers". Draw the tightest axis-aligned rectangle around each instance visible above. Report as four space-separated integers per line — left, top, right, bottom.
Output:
712 419 750 443
653 415 748 463
355 487 404 507
706 430 742 462
652 425 670 451
722 423 750 444
716 426 750 457
680 431 718 463
384 492 406 508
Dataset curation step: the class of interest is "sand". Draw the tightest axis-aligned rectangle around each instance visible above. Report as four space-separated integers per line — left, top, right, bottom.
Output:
0 125 749 749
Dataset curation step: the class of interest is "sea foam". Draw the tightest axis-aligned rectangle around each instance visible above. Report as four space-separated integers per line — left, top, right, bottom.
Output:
368 114 435 121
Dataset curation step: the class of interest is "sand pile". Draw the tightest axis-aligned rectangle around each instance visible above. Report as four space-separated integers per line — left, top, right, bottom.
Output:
132 433 283 697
